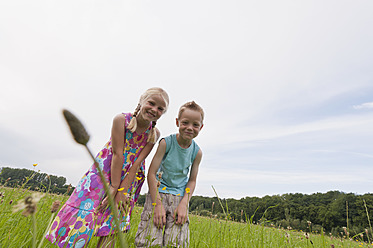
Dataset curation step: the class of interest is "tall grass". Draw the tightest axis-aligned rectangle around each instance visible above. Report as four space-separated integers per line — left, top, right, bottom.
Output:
1 186 372 248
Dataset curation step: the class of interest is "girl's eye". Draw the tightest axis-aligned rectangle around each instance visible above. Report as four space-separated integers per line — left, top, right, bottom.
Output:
158 107 164 111
148 101 155 106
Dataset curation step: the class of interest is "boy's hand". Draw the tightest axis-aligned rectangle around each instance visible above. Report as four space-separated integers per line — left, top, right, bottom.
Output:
153 204 166 229
174 202 188 225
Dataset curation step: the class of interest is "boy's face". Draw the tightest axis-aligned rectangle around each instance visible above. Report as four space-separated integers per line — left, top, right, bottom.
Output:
176 109 203 141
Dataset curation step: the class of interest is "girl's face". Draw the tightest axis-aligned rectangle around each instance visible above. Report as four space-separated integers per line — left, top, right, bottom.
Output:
139 94 167 122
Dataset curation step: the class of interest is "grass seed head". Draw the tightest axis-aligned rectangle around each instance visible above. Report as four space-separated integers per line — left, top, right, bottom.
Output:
51 200 61 213
62 109 90 145
13 192 45 217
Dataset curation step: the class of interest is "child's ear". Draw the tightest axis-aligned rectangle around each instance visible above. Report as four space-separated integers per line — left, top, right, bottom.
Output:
176 118 179 127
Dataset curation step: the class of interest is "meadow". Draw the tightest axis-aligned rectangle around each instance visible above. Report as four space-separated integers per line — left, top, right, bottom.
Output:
0 186 372 248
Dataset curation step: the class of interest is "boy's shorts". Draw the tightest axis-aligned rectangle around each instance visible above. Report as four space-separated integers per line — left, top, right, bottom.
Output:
135 192 189 247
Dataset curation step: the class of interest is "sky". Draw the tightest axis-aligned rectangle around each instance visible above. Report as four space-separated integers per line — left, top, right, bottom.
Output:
1 0 373 199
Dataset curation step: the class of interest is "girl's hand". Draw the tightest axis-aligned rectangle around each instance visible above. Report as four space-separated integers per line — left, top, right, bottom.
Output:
153 204 166 229
174 202 188 225
115 191 130 213
98 184 118 212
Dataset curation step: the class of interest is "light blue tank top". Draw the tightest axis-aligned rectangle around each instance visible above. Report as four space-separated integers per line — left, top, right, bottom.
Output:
157 134 200 196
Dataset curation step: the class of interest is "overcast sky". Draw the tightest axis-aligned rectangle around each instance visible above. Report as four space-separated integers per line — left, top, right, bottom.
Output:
1 1 373 199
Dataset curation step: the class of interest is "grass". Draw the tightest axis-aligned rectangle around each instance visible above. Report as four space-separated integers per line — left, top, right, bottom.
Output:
0 186 372 248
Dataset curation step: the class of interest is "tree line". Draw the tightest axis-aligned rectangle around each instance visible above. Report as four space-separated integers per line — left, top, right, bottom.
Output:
0 167 74 194
190 191 373 238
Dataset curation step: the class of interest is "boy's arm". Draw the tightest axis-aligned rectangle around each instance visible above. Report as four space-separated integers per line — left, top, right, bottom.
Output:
147 139 167 228
175 149 203 225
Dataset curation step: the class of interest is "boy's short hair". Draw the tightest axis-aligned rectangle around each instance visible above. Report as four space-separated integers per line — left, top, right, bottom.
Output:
178 101 204 123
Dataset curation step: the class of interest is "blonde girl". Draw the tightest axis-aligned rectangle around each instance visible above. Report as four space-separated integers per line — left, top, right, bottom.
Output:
46 87 169 248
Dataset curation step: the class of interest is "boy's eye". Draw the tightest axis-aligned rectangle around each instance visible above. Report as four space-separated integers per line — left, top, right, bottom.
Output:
148 101 155 106
158 107 164 111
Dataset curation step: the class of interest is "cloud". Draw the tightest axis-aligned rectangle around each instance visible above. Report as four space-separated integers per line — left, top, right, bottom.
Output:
353 102 373 110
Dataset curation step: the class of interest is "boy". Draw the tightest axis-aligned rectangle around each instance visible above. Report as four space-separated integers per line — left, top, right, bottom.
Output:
135 101 204 248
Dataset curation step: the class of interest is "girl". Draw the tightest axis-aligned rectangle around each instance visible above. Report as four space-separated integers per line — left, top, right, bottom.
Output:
46 87 169 248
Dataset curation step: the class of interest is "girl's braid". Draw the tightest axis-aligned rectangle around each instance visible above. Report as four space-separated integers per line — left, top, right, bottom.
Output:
128 103 141 132
147 121 158 143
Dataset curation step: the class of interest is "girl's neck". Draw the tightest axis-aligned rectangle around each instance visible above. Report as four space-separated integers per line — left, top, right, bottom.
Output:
176 134 192 149
136 114 150 128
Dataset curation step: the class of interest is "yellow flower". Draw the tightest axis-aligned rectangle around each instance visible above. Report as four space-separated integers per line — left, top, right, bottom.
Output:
136 177 141 180
33 164 38 167
162 187 167 190
118 188 124 192
152 202 156 206
176 194 181 196
123 192 127 196
185 188 190 194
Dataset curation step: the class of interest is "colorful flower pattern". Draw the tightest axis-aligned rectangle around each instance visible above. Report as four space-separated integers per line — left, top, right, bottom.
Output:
46 113 150 248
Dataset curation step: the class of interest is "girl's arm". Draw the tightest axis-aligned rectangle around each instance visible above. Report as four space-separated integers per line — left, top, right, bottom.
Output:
98 114 126 211
113 141 154 209
118 140 154 193
110 114 127 189
175 149 203 225
101 117 159 209
147 139 167 228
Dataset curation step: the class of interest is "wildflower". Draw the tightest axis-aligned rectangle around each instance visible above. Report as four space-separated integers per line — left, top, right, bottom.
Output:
176 194 180 196
62 109 90 145
51 200 61 213
185 188 190 194
307 220 312 226
13 192 45 216
123 192 127 196
118 187 125 192
304 232 309 239
6 177 11 182
33 163 38 167
162 187 167 190
157 171 163 180
152 203 156 206
136 177 141 180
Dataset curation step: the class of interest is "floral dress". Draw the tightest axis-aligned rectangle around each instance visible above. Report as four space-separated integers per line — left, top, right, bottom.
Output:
46 113 150 248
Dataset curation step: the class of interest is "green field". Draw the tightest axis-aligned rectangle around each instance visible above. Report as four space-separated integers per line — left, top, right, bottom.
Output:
0 186 371 248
